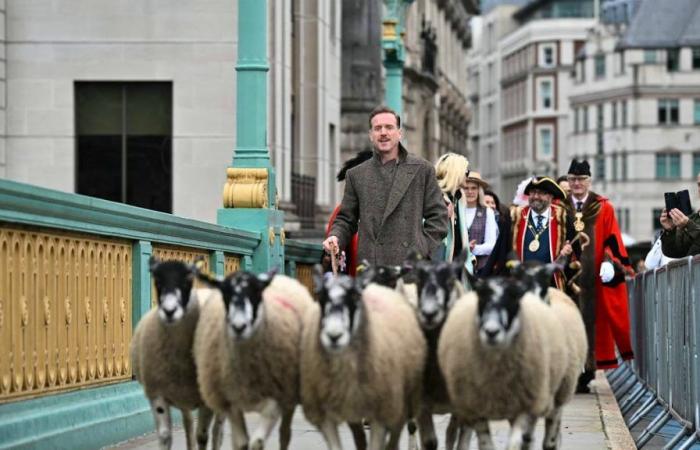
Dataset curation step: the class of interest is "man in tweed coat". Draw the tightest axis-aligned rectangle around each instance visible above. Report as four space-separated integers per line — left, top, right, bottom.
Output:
323 106 448 268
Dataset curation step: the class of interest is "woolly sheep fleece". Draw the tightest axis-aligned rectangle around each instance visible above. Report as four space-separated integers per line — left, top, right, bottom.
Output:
131 288 220 410
300 283 427 429
193 275 313 414
438 290 574 422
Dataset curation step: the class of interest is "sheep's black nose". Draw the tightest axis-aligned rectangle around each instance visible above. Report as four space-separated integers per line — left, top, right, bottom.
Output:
231 323 246 335
162 307 176 318
327 332 342 343
485 328 499 339
422 309 438 322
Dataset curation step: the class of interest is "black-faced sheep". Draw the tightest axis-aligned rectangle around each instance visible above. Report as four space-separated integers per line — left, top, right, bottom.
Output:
193 270 313 450
438 264 587 450
300 268 427 450
130 258 222 450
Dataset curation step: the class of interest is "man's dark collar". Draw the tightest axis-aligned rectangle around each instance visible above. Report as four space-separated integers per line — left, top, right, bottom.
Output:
373 143 407 165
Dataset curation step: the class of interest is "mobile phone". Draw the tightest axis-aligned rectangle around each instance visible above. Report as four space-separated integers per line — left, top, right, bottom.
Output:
664 192 680 212
677 189 692 215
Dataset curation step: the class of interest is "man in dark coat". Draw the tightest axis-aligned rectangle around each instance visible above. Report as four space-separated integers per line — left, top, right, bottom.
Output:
565 159 634 393
323 106 448 268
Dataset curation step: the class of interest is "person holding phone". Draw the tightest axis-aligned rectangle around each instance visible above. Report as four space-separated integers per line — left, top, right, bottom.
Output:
659 172 700 257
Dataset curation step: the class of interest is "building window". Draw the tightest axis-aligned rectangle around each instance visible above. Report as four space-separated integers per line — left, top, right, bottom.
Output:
612 154 618 181
658 99 680 125
595 53 606 78
540 44 556 67
624 209 630 233
596 155 606 180
583 105 589 132
693 47 700 70
616 50 625 74
621 100 628 127
621 152 628 180
655 153 681 179
573 108 579 133
538 126 553 159
540 80 553 109
644 50 657 63
75 82 173 213
693 152 700 177
612 102 617 128
667 48 680 72
695 99 700 124
597 103 604 130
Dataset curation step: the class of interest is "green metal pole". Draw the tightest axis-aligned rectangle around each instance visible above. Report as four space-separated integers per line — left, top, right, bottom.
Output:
217 0 285 274
382 0 414 116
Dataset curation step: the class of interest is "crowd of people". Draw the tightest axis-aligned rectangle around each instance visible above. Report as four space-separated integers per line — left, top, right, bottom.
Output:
321 105 696 394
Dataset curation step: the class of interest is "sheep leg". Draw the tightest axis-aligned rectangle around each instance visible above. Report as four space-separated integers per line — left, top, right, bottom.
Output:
182 409 196 450
367 421 387 450
455 423 473 450
195 407 215 450
521 414 537 450
278 408 294 450
210 414 225 450
474 420 494 450
319 418 343 450
348 422 367 450
506 414 531 450
150 396 173 450
406 419 418 450
543 407 563 450
249 399 282 450
416 409 437 450
228 409 249 450
385 426 402 450
445 414 459 450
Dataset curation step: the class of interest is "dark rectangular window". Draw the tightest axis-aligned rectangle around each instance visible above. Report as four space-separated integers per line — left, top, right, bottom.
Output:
76 82 173 213
658 99 679 125
693 152 700 177
612 154 618 181
693 47 700 70
667 48 680 72
611 102 617 128
621 100 628 127
596 155 606 180
621 153 628 180
583 105 589 132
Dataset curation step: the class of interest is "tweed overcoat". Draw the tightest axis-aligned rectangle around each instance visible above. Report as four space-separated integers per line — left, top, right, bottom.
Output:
330 146 448 267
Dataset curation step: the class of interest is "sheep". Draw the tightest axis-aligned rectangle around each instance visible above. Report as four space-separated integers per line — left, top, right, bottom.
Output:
438 264 587 450
130 258 222 450
193 269 314 450
300 266 427 450
410 258 469 450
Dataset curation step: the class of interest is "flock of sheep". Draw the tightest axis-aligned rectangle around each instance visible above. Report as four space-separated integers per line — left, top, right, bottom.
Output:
131 253 588 450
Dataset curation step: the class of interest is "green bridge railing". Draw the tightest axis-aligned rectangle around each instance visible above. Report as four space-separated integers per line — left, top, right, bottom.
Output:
0 178 322 450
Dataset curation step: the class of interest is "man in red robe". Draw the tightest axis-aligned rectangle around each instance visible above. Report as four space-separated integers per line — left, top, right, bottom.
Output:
566 159 634 393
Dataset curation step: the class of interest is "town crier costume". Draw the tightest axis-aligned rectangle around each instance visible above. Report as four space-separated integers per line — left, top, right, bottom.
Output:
511 176 576 289
566 159 634 391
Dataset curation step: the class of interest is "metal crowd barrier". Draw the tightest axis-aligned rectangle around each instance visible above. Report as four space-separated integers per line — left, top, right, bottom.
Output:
608 256 700 449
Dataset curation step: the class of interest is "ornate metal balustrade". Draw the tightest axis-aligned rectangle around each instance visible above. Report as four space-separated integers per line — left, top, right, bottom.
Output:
0 178 322 449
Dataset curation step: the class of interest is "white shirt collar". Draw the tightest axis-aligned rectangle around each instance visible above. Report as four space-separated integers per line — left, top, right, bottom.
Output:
572 194 588 208
529 207 551 222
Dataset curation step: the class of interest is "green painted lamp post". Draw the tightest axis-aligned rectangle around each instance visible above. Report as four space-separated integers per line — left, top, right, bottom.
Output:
217 0 285 273
382 0 414 116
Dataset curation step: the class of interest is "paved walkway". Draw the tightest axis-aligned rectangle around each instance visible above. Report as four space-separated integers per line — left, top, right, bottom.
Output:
110 371 635 450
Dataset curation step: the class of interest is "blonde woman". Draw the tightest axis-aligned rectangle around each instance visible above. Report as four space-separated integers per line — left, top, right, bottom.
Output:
461 171 498 272
434 153 474 273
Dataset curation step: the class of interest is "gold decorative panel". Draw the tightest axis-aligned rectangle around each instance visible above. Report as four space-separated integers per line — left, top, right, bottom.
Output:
222 168 268 208
150 245 210 306
296 264 314 299
0 225 132 402
224 255 241 276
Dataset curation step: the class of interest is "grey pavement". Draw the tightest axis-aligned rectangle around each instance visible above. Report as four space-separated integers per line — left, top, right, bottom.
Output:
109 371 635 450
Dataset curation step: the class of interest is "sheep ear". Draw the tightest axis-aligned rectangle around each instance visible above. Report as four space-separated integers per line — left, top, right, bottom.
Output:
149 256 160 273
530 264 556 300
356 265 375 290
257 269 276 288
195 270 224 290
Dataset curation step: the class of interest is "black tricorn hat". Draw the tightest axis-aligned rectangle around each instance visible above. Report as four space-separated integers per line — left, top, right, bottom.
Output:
524 176 566 201
567 159 591 176
337 150 373 182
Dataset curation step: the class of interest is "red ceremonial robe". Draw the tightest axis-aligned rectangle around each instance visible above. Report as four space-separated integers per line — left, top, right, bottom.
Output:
569 193 634 370
510 204 568 289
